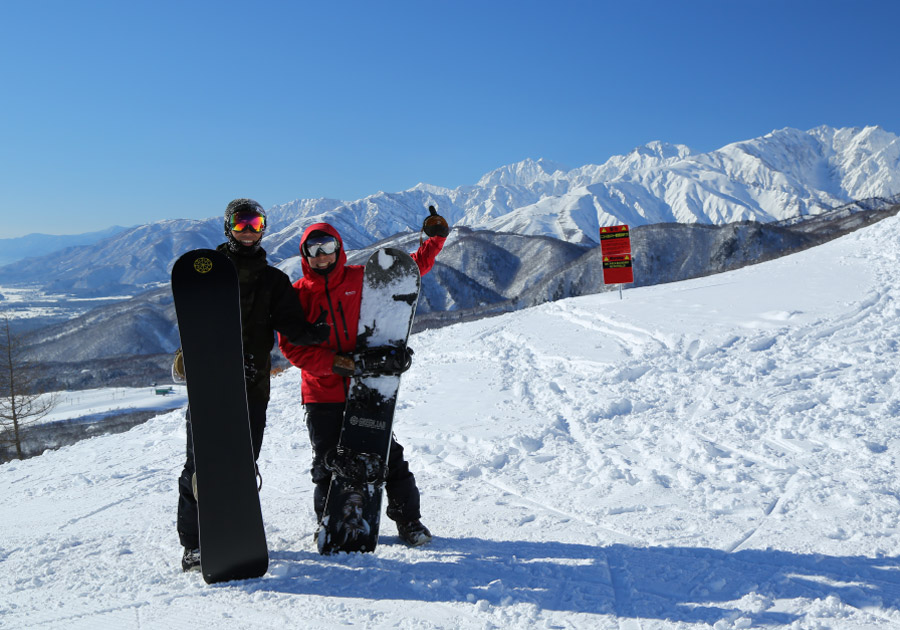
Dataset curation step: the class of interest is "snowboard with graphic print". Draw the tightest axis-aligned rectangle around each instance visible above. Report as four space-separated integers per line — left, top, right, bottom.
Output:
317 248 421 554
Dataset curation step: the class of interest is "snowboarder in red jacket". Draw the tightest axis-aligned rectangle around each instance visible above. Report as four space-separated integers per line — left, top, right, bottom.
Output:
279 208 449 546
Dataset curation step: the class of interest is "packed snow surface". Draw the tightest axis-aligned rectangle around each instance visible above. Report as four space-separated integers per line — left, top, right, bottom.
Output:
36 386 187 426
4 215 900 629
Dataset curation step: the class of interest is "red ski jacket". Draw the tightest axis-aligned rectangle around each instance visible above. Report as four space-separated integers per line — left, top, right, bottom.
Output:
278 222 445 404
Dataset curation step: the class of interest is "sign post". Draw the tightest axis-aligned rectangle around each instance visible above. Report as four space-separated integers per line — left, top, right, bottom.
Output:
600 225 634 298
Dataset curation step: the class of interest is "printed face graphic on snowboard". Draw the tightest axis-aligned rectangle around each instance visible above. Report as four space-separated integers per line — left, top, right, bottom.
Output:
335 490 371 546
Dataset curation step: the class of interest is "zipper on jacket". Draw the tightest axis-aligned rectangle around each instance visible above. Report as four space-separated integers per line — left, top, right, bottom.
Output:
336 302 350 342
322 275 344 353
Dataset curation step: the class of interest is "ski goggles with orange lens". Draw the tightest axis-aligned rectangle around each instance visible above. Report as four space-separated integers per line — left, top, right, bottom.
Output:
304 235 340 258
230 212 266 233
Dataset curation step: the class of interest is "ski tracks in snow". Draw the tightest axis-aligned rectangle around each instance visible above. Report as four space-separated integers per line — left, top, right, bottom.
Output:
402 234 900 626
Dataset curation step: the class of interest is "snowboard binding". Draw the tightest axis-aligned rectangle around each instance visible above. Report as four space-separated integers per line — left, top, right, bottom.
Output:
325 447 385 483
354 344 414 376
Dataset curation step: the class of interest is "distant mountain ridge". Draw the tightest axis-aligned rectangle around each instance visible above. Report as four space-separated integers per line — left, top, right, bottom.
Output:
0 226 133 267
3 125 898 296
20 195 900 383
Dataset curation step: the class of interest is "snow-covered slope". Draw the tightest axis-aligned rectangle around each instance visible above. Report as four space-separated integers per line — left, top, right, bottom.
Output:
4 211 900 628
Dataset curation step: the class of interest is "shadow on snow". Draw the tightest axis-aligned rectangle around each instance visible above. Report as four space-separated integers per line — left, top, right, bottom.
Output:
242 537 900 626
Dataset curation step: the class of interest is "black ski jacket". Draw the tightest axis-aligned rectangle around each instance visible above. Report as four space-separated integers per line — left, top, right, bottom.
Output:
216 243 313 401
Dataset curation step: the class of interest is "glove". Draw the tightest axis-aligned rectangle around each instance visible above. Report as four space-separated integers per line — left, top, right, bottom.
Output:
171 348 186 383
333 345 414 377
289 309 331 346
422 205 450 238
333 353 356 377
243 353 258 383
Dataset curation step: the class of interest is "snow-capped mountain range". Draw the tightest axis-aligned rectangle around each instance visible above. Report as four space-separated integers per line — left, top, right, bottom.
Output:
269 125 900 248
3 125 899 296
5 125 900 390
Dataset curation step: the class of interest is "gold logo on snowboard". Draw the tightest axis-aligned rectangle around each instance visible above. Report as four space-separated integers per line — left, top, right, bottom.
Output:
193 257 213 274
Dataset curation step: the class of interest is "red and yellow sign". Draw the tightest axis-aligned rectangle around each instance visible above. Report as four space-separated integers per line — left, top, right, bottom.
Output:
600 225 634 284
602 254 634 284
599 224 632 256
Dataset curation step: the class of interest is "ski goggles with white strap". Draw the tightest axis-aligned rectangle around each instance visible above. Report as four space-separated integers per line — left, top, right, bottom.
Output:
304 235 340 258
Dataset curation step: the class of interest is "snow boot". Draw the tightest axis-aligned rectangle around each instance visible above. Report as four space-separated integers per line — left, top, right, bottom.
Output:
397 519 432 547
181 547 201 572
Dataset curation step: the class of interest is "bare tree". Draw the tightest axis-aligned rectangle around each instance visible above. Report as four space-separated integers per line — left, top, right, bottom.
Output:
0 313 56 461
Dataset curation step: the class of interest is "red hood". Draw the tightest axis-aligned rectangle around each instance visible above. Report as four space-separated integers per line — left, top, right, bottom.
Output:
299 222 347 280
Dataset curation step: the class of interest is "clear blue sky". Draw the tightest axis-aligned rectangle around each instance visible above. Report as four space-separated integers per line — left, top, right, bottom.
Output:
2 0 899 238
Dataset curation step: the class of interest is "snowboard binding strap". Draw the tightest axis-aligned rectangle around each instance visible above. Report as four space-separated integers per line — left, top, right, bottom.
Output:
325 447 386 483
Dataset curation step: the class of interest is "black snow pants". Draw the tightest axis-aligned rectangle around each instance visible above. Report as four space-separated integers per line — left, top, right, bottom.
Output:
304 402 421 524
176 399 268 549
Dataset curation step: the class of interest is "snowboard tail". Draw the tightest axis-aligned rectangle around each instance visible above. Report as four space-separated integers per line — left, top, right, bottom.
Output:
172 248 268 582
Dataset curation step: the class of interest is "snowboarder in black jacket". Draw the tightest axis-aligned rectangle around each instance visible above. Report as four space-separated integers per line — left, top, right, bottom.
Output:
175 198 329 572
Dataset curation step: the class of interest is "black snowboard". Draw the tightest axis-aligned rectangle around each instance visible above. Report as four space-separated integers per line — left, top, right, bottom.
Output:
171 248 268 583
317 248 421 554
